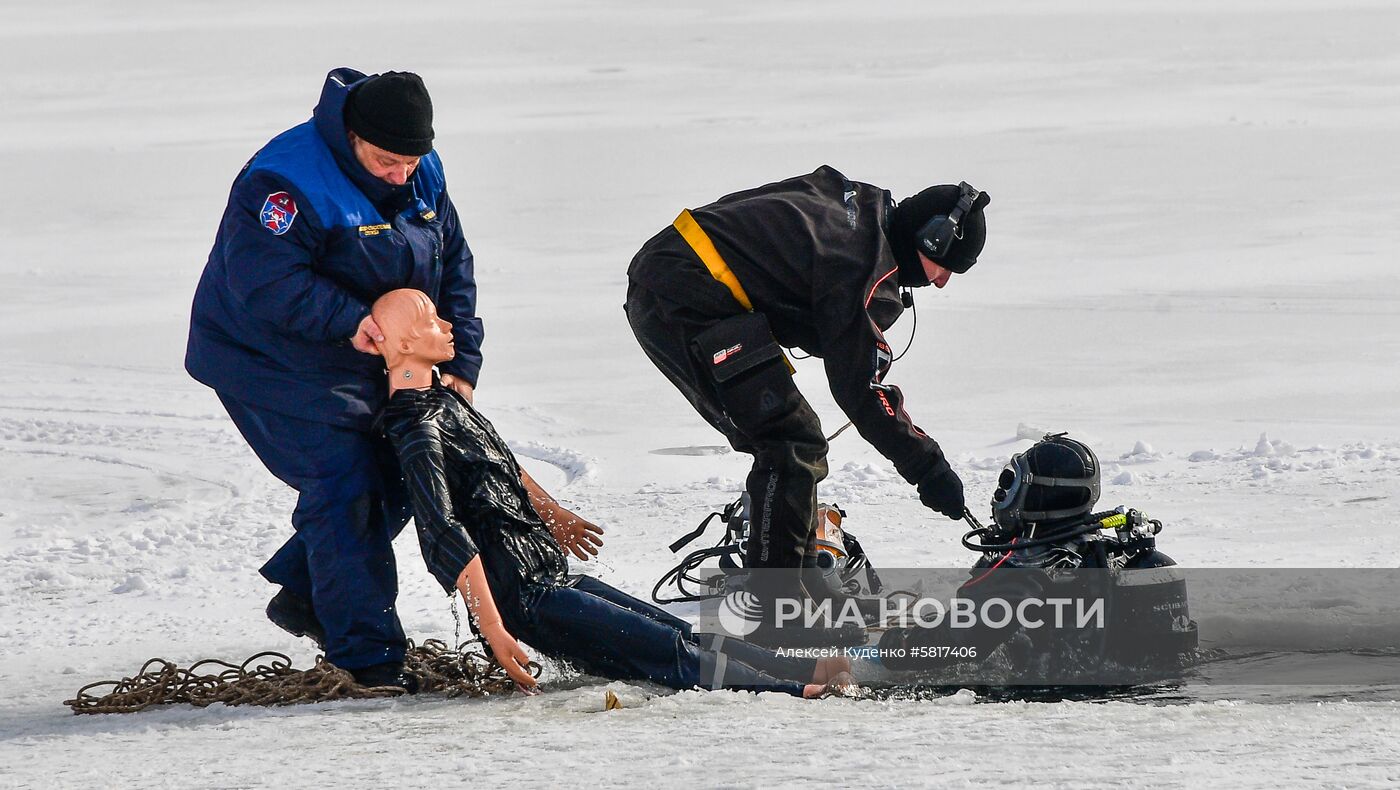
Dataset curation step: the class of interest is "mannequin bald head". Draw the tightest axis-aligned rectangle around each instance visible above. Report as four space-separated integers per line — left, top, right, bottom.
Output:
371 289 455 391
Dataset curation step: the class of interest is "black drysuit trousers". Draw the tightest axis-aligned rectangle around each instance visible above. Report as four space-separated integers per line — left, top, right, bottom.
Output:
625 232 829 571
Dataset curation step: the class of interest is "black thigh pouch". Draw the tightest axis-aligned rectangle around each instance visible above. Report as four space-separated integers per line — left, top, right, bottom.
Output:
691 312 793 421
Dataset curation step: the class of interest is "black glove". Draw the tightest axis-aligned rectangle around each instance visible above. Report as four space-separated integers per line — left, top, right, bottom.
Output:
917 466 965 521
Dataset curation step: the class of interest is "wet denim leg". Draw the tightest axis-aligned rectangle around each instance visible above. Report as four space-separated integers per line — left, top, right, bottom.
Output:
569 575 694 633
568 576 818 683
691 632 820 684
513 581 804 696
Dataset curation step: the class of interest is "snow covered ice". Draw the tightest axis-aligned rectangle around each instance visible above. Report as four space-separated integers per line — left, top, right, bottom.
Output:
3 0 1400 787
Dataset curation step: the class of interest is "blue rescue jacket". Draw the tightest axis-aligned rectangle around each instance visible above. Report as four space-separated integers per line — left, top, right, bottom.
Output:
186 68 484 431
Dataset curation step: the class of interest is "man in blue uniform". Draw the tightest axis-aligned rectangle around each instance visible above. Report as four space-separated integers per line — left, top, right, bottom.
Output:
185 68 484 687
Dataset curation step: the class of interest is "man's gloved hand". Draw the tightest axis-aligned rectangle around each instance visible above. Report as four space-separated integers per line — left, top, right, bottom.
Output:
917 466 965 520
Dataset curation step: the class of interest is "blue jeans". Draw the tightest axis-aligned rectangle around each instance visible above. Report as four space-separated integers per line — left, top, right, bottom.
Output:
503 574 813 695
219 394 412 669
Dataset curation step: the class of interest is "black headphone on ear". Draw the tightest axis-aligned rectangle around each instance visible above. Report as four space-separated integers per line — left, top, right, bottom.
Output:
915 181 982 261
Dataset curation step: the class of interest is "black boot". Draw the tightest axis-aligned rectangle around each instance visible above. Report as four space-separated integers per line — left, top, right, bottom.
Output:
349 661 419 693
266 588 326 649
737 570 868 649
801 560 881 627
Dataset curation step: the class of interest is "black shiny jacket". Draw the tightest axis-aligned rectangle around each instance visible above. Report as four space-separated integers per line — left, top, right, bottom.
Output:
379 384 568 593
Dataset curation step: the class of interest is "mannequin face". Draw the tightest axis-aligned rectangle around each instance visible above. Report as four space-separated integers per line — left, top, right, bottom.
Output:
414 306 455 364
372 289 455 366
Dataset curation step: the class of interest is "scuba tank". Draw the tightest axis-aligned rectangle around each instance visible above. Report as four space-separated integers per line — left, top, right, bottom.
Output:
805 503 882 599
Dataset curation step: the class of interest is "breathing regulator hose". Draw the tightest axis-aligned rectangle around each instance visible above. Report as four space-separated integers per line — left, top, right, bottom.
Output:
960 509 1128 554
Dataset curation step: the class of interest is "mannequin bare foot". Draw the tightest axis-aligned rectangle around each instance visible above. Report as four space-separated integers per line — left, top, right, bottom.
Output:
802 670 857 699
811 655 853 685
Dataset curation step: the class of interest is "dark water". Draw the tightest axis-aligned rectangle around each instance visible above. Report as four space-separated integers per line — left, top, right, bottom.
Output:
865 649 1400 704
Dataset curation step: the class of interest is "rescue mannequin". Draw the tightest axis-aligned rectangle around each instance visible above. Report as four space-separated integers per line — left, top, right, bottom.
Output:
372 289 852 697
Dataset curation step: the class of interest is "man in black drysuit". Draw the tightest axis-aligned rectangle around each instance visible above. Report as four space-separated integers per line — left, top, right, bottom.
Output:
374 290 846 696
624 166 990 627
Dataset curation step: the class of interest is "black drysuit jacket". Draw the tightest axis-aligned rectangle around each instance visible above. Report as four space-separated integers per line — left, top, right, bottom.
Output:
627 165 949 484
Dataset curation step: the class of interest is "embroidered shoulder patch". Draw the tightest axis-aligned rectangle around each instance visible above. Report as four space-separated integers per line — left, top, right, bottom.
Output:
260 191 298 235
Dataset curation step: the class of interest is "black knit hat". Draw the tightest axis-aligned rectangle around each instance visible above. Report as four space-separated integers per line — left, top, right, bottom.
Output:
344 71 434 156
887 184 990 285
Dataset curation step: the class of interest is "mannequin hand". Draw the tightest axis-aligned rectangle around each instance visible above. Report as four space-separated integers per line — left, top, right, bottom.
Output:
518 468 603 560
457 556 534 691
545 507 605 561
917 466 965 521
479 619 538 691
439 373 474 403
351 314 385 355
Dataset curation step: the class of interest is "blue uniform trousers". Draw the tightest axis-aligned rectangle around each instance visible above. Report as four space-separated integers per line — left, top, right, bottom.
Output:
219 393 412 669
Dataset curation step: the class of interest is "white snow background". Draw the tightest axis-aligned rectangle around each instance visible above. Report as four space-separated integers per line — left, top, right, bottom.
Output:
2 1 1400 787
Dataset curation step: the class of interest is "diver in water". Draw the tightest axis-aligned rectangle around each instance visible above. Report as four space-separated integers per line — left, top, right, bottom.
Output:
371 288 853 697
879 434 1193 679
